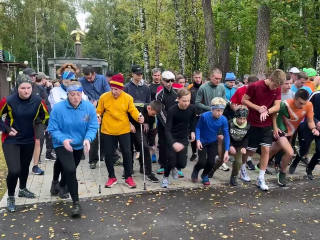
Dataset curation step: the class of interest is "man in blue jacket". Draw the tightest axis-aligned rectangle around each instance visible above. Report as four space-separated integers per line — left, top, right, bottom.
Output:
79 67 113 169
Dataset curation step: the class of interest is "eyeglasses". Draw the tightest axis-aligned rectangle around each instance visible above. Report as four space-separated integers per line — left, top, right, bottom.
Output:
29 74 36 77
163 79 175 83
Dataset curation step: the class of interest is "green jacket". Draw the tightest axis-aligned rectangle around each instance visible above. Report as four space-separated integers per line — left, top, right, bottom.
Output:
195 82 226 113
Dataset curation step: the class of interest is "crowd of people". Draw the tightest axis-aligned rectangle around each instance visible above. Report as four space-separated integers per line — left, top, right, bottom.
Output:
0 63 319 218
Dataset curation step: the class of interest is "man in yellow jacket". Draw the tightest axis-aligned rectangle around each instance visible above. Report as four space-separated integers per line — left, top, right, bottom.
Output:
97 74 144 189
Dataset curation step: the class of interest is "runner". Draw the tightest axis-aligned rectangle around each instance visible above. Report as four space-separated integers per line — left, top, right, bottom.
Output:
188 70 203 161
269 89 317 186
97 74 144 189
0 74 49 212
156 71 182 176
290 90 320 178
176 74 186 87
242 69 286 191
79 66 112 169
130 100 162 183
281 73 295 100
161 88 197 188
223 72 237 121
289 67 300 83
49 65 88 198
303 68 317 92
48 82 98 217
209 107 250 186
291 71 312 95
191 97 229 185
149 68 162 163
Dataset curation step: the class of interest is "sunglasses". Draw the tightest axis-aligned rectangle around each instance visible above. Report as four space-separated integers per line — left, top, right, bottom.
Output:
163 79 175 83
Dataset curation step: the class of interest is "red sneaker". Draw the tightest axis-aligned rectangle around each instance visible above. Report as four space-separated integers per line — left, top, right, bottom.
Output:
105 178 117 188
125 177 136 189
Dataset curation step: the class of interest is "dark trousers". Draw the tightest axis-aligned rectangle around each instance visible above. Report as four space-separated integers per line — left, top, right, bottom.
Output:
157 124 167 168
53 160 62 181
89 130 105 164
104 133 132 179
164 144 188 177
147 128 156 147
190 116 200 154
2 143 35 196
194 141 218 175
55 147 83 203
292 122 320 170
131 126 152 175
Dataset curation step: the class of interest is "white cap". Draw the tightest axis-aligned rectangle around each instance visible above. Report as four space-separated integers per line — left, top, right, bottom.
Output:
289 67 300 74
162 71 175 80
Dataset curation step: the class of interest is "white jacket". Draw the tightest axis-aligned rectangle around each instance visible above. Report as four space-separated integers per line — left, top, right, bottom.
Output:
49 86 88 109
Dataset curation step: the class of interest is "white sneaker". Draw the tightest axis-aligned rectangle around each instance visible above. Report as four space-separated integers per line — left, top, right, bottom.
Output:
172 168 179 179
240 168 251 182
161 177 169 188
256 177 269 191
219 163 230 171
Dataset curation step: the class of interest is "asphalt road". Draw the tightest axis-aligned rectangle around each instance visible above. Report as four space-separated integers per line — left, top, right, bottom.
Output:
1 178 320 240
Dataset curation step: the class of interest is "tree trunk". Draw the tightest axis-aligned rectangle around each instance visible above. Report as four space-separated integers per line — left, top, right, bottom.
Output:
154 0 161 67
139 2 151 82
192 0 200 71
219 29 230 74
202 0 218 72
173 0 186 74
251 4 271 75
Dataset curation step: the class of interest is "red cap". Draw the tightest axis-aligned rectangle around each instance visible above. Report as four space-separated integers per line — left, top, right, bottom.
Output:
109 74 124 90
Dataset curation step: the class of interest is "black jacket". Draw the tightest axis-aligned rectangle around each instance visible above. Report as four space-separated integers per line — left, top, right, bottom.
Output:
188 82 202 115
124 80 151 105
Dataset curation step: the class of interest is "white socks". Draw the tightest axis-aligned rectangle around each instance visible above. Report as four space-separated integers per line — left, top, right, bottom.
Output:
258 170 265 179
248 156 252 161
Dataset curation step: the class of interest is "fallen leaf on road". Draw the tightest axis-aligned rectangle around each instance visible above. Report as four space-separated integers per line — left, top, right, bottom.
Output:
221 235 228 238
142 232 147 235
239 219 243 223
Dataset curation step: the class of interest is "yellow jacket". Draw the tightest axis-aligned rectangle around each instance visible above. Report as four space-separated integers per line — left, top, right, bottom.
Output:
97 91 140 135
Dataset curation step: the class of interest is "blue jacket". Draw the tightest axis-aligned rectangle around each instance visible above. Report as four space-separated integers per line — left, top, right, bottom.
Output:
224 84 236 101
195 111 230 151
79 74 110 101
48 99 98 150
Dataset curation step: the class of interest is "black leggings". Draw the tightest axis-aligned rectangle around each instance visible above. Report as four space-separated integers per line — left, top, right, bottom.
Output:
157 125 167 168
131 126 152 175
103 133 132 179
54 147 82 203
164 144 188 177
2 143 35 196
194 141 218 175
53 159 63 181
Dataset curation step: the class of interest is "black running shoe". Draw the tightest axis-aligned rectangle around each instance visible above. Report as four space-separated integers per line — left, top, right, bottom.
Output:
190 153 197 161
55 184 69 199
277 172 287 187
208 169 216 178
147 173 159 183
230 175 238 186
289 164 297 174
246 160 255 170
300 157 310 167
90 163 96 169
50 180 59 195
306 168 315 180
71 202 82 218
18 188 36 198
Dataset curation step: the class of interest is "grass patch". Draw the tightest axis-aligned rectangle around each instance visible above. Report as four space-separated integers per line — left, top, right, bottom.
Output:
0 141 7 198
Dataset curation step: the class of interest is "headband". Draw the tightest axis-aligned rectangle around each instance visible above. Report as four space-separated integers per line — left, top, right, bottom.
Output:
211 104 226 110
67 84 83 93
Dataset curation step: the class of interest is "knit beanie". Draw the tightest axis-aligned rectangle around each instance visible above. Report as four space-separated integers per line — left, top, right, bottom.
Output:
15 74 32 89
225 72 236 81
110 74 124 90
234 107 249 118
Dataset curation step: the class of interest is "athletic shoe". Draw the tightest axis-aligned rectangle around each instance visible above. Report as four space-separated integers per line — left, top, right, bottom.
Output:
219 163 230 171
151 154 157 163
201 174 210 186
90 163 96 169
32 165 44 175
55 184 69 199
268 159 275 167
71 202 82 218
208 169 216 178
50 180 59 195
277 172 287 187
191 168 199 182
157 168 164 175
105 178 117 188
161 177 169 188
256 178 269 191
147 173 159 183
45 154 56 161
300 157 310 167
255 164 273 175
178 170 184 178
289 163 297 174
7 196 16 212
240 168 251 182
113 158 123 166
190 153 197 161
172 168 179 179
125 177 137 189
230 176 238 186
18 188 36 198
246 160 255 170
306 168 315 180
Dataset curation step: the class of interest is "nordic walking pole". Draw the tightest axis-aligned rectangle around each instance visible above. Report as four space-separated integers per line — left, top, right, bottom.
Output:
140 113 147 190
97 114 101 194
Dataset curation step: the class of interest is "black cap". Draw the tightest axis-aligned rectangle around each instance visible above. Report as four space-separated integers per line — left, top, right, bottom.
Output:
106 71 114 77
131 65 144 74
23 68 36 76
